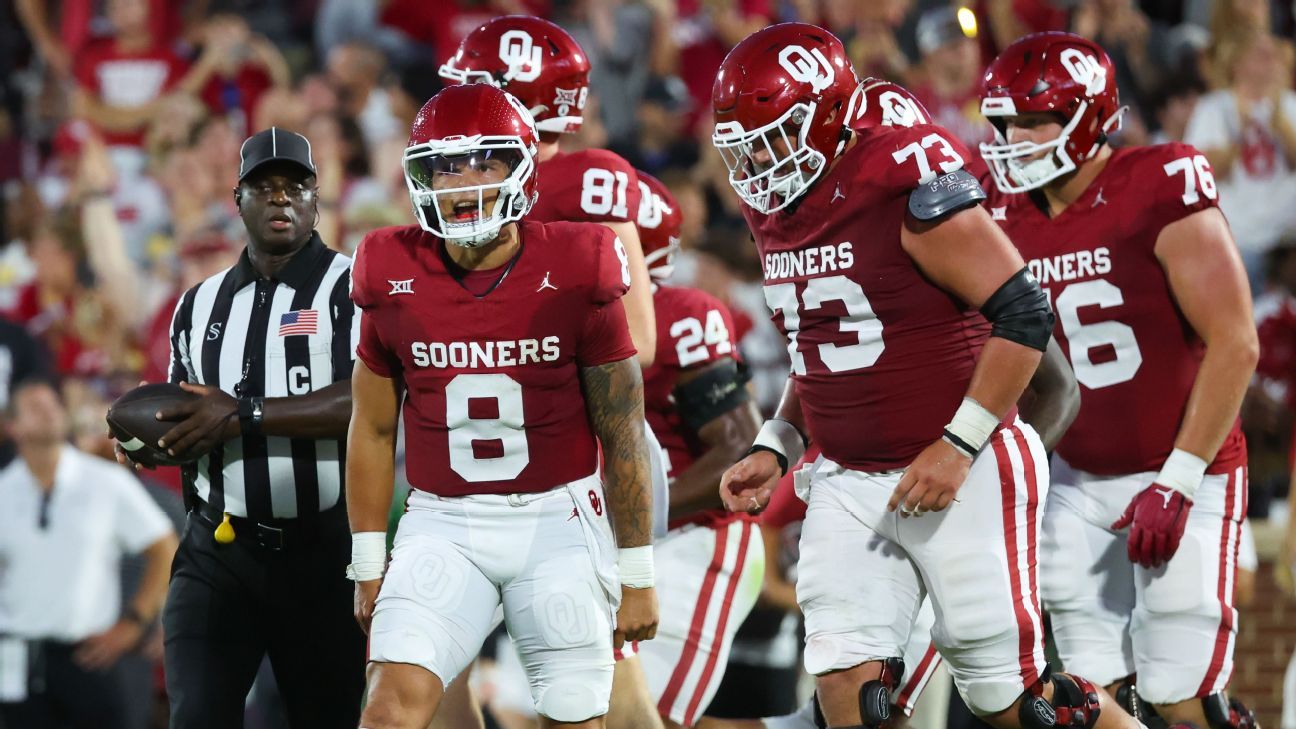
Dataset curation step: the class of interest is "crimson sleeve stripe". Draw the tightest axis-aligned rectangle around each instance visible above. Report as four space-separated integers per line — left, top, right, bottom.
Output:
1196 465 1245 696
1011 423 1045 679
991 425 1043 689
657 527 730 716
895 642 941 712
683 520 756 726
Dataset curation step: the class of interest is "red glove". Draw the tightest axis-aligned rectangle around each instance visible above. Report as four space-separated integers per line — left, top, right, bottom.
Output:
1112 485 1192 569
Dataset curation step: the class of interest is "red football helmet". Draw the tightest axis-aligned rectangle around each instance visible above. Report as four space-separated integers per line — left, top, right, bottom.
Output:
634 172 682 281
980 32 1125 193
403 84 539 246
847 77 932 131
439 16 591 135
712 23 859 214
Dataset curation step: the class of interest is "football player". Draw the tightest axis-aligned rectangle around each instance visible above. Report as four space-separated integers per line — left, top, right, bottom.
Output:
634 171 766 729
979 32 1258 729
440 17 670 729
345 84 658 729
712 22 1139 729
697 76 1083 729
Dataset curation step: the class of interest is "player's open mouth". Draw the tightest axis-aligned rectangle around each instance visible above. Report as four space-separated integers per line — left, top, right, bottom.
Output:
451 202 480 221
268 214 292 231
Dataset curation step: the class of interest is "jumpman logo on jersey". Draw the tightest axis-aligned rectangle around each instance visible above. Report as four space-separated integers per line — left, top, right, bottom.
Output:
1154 487 1175 507
537 272 558 292
832 184 846 203
1092 189 1108 208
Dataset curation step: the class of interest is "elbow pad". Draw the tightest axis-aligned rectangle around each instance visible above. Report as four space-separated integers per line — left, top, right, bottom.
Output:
908 168 986 221
981 267 1054 352
672 359 751 432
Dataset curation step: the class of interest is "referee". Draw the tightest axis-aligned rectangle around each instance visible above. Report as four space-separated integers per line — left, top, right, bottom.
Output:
136 128 364 728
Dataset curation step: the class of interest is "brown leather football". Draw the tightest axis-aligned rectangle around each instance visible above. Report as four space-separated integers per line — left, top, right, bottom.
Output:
106 383 202 467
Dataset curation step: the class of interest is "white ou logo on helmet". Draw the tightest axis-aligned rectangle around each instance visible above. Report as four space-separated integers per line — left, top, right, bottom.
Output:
1059 48 1106 97
778 45 835 94
878 91 925 127
499 30 542 83
637 185 667 228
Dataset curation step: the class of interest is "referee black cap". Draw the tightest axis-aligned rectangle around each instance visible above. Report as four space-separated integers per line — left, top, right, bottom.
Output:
238 127 317 182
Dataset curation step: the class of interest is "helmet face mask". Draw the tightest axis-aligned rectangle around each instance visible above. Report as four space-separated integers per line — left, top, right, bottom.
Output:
713 101 827 214
402 85 540 248
980 32 1126 194
405 140 534 247
711 23 859 216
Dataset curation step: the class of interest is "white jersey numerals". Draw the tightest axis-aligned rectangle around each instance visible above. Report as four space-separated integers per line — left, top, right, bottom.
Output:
1163 155 1217 206
445 373 529 482
1053 279 1143 389
580 168 630 218
672 309 733 367
892 133 964 184
612 236 632 287
764 276 885 375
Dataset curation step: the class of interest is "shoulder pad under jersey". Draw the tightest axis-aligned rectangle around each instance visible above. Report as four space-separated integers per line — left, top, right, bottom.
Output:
908 168 986 222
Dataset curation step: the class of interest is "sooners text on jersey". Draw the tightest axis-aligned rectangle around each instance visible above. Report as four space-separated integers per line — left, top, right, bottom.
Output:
984 142 1245 475
743 124 991 471
351 220 635 496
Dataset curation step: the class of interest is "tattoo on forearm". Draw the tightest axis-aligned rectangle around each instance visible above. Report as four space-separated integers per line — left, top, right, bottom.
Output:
580 358 653 548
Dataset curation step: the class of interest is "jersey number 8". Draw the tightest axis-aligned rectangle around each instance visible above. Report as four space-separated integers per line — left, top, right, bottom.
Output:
446 373 528 482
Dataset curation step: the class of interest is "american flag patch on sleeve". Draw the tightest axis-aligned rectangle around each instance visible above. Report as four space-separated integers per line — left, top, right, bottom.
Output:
278 310 319 336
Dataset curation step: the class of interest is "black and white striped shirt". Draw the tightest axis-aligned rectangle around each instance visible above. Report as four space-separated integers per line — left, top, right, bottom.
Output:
168 233 359 520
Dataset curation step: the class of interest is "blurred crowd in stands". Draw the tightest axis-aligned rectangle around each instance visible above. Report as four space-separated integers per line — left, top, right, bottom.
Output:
5 0 1296 727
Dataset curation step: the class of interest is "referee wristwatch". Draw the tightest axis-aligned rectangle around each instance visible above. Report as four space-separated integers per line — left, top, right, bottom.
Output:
238 396 265 437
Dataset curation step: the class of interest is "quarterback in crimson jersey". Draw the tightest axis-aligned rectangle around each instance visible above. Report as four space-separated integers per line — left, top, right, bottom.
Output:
345 84 657 729
440 18 673 729
980 33 1258 728
439 15 654 366
713 22 1139 729
629 171 766 728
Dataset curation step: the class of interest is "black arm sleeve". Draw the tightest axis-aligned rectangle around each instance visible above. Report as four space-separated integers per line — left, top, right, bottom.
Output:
673 358 751 432
908 169 986 221
980 267 1054 352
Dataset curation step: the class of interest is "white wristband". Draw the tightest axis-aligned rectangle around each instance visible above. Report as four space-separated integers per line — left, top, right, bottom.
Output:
943 397 1000 458
1156 448 1208 500
618 546 655 589
751 418 807 471
346 531 387 581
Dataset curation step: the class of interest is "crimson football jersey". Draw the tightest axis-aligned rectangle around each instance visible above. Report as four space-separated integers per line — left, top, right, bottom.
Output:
642 284 739 527
984 143 1246 476
742 124 990 471
351 220 636 496
530 149 643 225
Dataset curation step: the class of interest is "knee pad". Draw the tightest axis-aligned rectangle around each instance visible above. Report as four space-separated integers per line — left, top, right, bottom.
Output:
1202 692 1257 729
1018 667 1103 729
535 678 607 724
856 657 906 728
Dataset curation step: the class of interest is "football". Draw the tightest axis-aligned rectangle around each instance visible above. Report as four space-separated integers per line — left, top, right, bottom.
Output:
106 383 202 467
